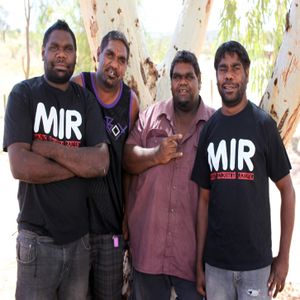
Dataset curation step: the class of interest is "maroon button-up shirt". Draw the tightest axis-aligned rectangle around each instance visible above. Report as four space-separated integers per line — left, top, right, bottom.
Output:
126 98 214 281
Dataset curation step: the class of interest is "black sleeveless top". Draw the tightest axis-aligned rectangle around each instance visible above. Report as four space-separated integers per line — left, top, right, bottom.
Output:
81 72 132 234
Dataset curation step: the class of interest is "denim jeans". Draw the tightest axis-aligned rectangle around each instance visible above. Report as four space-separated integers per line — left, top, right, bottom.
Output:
205 263 272 300
131 269 203 300
16 230 90 300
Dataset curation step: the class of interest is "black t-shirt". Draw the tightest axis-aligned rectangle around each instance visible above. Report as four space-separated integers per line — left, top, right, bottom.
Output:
81 72 132 234
3 76 108 244
191 101 291 271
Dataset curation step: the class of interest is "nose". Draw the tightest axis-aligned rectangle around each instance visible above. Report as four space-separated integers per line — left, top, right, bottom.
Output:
56 48 66 59
225 69 233 80
110 57 118 69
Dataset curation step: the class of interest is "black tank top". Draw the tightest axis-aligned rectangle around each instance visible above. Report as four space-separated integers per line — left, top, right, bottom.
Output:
81 72 132 234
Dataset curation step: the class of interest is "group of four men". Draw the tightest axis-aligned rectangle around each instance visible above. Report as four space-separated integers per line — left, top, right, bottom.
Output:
3 20 295 300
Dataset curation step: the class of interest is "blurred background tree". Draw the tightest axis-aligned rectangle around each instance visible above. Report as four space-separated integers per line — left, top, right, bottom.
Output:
217 0 290 97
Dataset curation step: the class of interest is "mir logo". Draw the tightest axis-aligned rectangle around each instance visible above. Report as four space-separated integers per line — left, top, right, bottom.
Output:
33 102 82 139
207 139 255 171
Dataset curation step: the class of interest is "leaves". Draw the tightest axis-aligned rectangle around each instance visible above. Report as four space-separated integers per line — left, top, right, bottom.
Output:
217 0 290 97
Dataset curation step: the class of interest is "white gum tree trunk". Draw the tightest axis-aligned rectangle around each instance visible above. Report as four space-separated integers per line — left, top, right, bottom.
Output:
156 0 213 102
79 0 213 108
80 0 299 143
260 0 300 145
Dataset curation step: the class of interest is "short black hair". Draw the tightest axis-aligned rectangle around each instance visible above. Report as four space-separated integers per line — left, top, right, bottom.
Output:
170 50 201 79
100 30 130 60
214 40 250 71
43 20 77 50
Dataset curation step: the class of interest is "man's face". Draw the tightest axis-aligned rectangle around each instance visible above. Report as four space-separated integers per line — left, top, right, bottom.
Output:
42 30 76 84
171 62 201 112
216 52 249 107
97 40 128 89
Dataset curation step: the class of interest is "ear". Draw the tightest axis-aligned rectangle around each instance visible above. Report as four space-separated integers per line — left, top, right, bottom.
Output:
197 73 201 91
96 46 101 62
245 67 250 82
41 46 45 61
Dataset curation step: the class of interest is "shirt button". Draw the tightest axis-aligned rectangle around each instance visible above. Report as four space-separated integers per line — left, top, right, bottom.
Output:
173 186 176 190
170 208 174 213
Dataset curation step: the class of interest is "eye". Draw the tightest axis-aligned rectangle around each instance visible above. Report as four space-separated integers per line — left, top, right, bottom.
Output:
65 46 74 53
106 52 114 59
49 45 58 52
172 74 181 81
119 57 126 65
187 74 196 81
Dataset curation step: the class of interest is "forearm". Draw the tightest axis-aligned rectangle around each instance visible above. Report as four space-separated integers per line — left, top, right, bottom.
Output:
32 141 109 178
278 186 295 260
123 144 160 174
196 188 209 273
8 143 75 184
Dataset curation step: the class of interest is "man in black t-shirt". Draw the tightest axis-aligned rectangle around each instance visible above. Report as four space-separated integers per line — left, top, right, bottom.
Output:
191 41 295 299
3 20 109 299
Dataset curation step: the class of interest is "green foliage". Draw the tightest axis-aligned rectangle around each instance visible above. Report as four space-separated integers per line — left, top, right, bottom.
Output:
144 31 171 64
32 0 93 72
217 0 290 97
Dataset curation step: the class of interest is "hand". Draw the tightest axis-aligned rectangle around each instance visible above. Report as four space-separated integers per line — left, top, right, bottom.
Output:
268 256 289 298
155 134 183 164
196 267 206 297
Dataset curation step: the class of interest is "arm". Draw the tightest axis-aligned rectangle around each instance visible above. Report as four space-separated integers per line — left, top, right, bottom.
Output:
122 172 132 241
129 91 139 130
8 142 75 184
32 140 109 178
123 134 183 174
268 174 295 298
196 187 210 297
71 74 83 86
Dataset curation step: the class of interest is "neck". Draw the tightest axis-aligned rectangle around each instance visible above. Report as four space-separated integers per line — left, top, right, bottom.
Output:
94 73 121 105
174 99 200 135
44 76 69 91
221 97 248 116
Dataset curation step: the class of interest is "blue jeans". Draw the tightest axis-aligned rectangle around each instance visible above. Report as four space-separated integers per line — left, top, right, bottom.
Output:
205 263 272 300
131 269 203 300
16 230 90 300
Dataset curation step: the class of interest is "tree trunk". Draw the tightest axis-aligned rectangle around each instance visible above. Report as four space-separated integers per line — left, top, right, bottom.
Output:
23 0 31 79
260 0 300 145
156 0 213 102
80 0 299 142
79 0 213 108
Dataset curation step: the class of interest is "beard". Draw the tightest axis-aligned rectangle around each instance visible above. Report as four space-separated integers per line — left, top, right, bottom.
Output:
44 61 75 84
173 94 199 112
218 83 247 108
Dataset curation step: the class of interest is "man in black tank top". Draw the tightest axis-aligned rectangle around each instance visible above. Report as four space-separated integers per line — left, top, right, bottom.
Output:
73 31 139 300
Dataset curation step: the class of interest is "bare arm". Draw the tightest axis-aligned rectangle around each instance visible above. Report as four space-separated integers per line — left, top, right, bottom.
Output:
32 140 109 178
268 174 295 298
196 187 210 297
71 74 83 86
123 134 183 174
8 142 75 184
129 92 139 130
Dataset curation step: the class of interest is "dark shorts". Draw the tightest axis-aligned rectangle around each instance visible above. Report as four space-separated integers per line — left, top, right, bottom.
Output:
89 233 125 300
131 269 203 300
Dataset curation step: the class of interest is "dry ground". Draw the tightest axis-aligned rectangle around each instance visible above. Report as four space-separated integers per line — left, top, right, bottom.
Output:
0 117 299 299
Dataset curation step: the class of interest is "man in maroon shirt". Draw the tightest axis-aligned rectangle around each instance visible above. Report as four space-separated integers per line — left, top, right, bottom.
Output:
123 50 214 299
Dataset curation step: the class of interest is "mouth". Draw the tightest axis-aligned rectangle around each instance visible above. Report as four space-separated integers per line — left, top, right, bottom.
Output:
178 88 189 96
106 68 118 80
222 83 238 93
53 63 68 72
